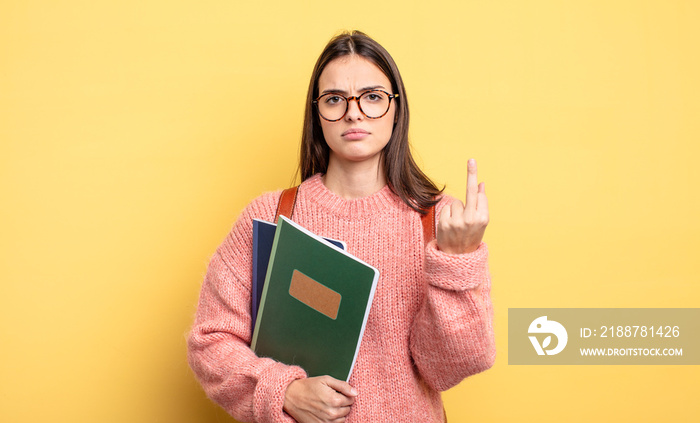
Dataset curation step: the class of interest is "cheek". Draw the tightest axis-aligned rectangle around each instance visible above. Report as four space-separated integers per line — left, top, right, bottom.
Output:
319 121 337 145
380 113 396 142
386 106 397 130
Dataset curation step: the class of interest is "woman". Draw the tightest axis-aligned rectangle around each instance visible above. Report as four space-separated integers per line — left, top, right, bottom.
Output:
188 31 495 423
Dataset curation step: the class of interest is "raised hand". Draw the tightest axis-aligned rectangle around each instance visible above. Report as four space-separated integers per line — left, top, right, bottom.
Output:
283 375 358 422
436 158 489 255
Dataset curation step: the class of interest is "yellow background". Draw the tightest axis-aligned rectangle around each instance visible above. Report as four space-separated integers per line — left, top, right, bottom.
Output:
1 1 698 422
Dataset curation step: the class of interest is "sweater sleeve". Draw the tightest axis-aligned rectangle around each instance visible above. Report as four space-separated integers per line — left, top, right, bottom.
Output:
409 197 496 392
187 193 307 422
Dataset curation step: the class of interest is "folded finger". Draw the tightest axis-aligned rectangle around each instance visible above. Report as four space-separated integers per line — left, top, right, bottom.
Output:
331 390 356 407
477 189 489 216
326 404 352 421
439 202 452 225
465 158 478 212
450 199 464 218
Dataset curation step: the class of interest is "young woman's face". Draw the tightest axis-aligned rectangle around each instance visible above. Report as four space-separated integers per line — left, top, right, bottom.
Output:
317 55 396 168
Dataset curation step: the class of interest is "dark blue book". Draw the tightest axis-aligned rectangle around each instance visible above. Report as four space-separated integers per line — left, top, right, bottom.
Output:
252 219 345 326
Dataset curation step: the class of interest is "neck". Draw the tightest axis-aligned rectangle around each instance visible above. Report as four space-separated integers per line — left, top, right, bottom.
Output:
323 155 387 200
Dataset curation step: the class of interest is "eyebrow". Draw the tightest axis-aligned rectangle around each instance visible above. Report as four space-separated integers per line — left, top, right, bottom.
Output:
320 85 386 95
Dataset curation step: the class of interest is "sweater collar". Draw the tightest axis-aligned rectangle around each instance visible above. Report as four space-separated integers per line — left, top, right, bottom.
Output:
299 173 404 219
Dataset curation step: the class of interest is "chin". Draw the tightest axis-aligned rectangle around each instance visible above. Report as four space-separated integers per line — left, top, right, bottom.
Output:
331 150 382 165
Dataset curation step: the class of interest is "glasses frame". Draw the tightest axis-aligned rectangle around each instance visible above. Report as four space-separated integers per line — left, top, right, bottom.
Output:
313 89 399 122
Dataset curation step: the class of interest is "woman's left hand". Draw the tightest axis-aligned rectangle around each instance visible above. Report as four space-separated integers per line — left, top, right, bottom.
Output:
436 158 489 254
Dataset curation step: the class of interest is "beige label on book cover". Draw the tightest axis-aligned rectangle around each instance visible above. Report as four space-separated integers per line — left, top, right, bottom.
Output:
289 269 341 320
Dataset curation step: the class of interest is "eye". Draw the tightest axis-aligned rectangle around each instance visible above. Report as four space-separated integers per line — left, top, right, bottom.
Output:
324 95 344 105
363 91 386 102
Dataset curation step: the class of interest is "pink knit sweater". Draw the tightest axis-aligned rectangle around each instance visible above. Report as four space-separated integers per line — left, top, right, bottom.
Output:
187 174 495 422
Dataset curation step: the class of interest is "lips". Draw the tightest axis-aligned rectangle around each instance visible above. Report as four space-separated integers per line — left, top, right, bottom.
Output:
342 128 369 136
342 128 370 140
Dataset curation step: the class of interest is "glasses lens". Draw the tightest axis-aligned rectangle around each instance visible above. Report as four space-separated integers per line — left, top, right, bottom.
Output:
359 91 390 118
317 94 347 121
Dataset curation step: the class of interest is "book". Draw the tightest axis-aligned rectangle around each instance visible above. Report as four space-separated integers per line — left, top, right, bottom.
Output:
251 216 379 382
252 219 345 325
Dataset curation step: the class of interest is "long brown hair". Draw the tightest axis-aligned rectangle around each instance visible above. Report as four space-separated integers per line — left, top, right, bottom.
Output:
299 30 443 214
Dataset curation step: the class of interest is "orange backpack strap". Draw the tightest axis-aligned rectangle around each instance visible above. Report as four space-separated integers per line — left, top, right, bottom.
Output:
420 203 437 244
275 186 299 223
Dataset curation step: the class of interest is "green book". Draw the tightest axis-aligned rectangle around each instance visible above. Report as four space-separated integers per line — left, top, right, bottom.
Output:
251 216 379 382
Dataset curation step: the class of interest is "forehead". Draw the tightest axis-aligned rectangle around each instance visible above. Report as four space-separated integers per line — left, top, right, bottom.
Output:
318 55 391 91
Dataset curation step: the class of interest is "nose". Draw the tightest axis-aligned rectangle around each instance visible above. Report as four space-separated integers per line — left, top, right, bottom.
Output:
344 96 364 121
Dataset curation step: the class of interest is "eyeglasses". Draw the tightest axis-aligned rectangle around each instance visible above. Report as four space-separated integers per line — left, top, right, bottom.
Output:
313 90 399 122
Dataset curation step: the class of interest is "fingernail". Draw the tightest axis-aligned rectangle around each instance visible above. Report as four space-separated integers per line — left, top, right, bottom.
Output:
350 388 359 396
468 158 476 166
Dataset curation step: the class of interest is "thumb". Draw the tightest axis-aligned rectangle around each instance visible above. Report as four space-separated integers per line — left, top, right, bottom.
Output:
323 376 358 397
